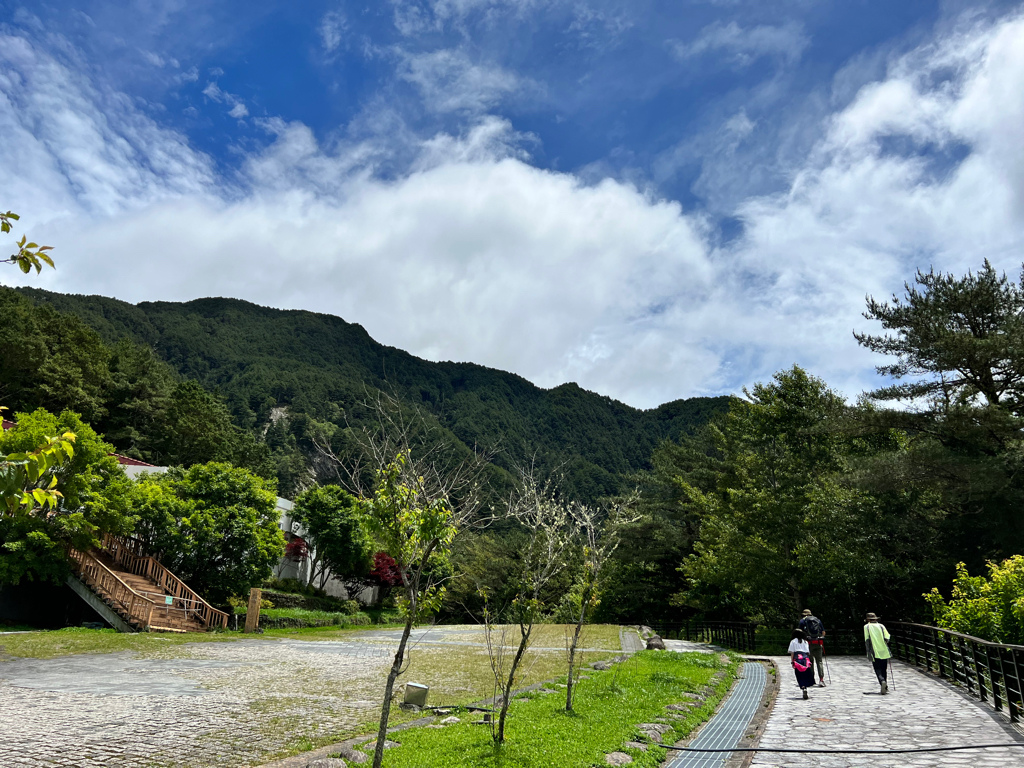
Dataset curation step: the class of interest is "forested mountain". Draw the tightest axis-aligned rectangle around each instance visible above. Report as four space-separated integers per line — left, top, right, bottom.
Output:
9 287 730 500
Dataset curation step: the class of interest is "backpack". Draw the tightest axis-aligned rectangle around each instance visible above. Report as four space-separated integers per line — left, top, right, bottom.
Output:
804 616 824 638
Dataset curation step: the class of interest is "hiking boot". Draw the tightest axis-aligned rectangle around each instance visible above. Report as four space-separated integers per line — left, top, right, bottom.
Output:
817 682 826 687
802 688 809 700
880 682 888 695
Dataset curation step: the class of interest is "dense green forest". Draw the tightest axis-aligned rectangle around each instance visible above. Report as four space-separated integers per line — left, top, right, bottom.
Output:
6 259 1024 633
8 287 729 502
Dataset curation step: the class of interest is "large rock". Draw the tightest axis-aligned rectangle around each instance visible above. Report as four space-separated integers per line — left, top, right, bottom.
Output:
606 752 633 765
646 635 667 650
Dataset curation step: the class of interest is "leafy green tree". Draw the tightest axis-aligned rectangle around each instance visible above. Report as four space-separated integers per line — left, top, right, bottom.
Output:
291 485 373 588
596 429 724 624
678 367 918 624
856 260 1024 570
157 381 237 466
925 557 1024 644
1 211 54 274
857 260 1024 410
0 409 132 585
364 451 460 768
0 290 111 423
98 340 177 460
131 462 284 603
680 367 846 621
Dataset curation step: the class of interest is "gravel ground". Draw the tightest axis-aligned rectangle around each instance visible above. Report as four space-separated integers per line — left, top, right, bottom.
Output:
0 625 616 768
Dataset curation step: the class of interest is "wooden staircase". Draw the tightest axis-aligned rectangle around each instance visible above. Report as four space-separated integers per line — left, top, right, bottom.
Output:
68 535 229 633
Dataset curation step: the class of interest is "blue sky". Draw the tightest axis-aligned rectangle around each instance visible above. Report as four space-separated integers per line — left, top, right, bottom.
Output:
3 0 1024 408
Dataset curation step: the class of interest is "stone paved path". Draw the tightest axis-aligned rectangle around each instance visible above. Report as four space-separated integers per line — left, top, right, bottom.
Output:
752 656 1024 768
0 625 621 768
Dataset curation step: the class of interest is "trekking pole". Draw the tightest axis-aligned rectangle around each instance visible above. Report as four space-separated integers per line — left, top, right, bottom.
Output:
823 644 832 685
888 658 896 691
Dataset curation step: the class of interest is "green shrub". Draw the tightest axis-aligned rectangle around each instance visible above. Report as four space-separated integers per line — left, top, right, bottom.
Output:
926 556 1024 644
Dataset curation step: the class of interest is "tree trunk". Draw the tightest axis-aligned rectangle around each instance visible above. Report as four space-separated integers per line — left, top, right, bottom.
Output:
496 624 531 743
372 602 414 768
565 582 592 712
565 618 584 712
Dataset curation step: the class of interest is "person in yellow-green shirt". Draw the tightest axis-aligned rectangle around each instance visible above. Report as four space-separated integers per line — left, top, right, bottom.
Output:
864 612 891 694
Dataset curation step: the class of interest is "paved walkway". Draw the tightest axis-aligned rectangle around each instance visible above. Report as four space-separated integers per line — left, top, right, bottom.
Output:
752 656 1024 768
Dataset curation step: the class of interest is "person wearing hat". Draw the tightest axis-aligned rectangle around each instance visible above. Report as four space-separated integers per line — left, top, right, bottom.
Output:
798 609 827 686
864 612 891 694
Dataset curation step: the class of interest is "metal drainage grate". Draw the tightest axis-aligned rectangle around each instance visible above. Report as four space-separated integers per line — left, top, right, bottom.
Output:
666 661 767 768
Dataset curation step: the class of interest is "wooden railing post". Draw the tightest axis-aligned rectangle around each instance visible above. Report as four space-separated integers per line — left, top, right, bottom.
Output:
244 588 262 633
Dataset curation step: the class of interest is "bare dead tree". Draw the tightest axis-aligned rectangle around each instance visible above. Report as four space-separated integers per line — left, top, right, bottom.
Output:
485 466 577 744
313 390 493 768
563 493 641 712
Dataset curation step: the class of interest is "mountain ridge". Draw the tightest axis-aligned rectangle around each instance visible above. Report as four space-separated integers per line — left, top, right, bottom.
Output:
14 287 732 499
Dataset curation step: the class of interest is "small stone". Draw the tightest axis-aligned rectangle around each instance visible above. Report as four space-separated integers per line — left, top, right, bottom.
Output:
606 752 633 765
646 635 667 651
639 730 663 743
440 716 460 724
665 704 690 711
337 746 368 764
638 723 672 734
623 741 648 751
304 759 347 768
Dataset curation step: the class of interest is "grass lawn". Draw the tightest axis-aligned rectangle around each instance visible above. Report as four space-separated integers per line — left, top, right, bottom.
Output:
374 650 739 768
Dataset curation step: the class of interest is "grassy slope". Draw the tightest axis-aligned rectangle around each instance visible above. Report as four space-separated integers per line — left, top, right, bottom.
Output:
380 650 739 768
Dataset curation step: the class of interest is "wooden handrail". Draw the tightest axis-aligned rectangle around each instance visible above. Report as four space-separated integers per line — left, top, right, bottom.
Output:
99 533 229 629
68 547 156 630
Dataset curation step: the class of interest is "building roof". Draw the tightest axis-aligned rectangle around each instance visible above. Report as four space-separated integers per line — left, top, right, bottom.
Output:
111 454 158 467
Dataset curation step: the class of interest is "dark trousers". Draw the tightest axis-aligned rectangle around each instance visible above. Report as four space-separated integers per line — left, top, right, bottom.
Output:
809 643 824 680
872 658 889 685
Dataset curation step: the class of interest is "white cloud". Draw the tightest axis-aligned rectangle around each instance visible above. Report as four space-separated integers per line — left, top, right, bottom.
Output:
0 32 213 221
319 10 347 53
391 0 550 35
202 79 249 119
4 12 1024 409
396 48 532 113
718 12 1024 397
669 20 809 67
